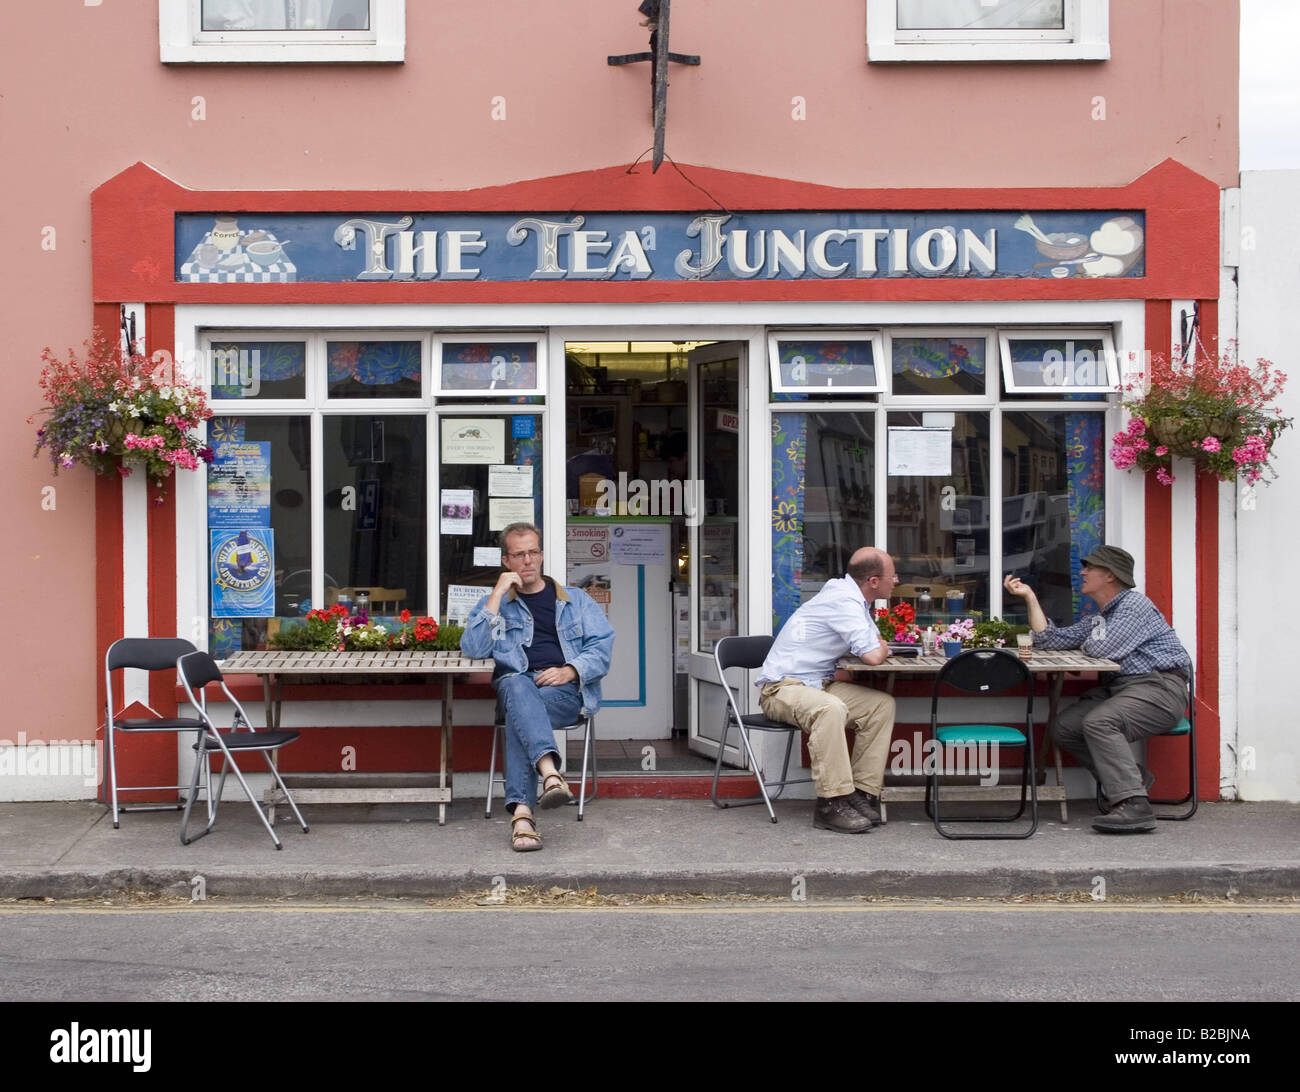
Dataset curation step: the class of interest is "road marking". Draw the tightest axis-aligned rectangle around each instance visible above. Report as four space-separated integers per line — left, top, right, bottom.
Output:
0 901 1296 916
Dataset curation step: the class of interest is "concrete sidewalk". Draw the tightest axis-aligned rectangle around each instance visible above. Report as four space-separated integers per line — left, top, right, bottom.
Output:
2 796 1297 900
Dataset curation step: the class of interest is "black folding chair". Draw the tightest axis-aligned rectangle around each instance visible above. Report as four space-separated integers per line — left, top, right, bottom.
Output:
104 637 206 828
176 651 309 849
927 648 1037 839
710 635 812 824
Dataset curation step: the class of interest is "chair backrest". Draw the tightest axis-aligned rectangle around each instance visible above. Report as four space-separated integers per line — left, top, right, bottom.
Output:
935 648 1031 696
176 651 223 692
107 637 197 673
714 635 775 673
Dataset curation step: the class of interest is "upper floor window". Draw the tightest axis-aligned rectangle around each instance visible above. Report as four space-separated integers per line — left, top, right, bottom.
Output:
161 0 405 63
866 0 1109 62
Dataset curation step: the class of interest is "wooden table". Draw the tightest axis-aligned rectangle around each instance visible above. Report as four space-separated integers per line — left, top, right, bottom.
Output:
837 649 1121 822
219 650 495 824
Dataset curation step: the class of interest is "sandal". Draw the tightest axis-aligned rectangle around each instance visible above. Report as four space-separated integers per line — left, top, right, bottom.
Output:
538 773 573 810
510 813 542 852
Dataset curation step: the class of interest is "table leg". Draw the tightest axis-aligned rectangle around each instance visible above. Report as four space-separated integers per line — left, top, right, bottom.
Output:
439 677 453 826
264 673 282 824
1046 671 1068 823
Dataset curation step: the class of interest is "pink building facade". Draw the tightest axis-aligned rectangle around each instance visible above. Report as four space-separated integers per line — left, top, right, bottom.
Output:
3 2 1240 804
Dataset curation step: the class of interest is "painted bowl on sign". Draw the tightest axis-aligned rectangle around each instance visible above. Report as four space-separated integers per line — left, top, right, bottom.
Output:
1034 232 1091 261
246 240 286 266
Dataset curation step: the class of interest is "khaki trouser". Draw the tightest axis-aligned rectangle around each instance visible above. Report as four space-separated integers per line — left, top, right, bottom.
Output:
759 677 896 798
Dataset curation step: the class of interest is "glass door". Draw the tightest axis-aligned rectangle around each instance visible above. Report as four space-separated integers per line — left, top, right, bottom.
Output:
685 342 746 763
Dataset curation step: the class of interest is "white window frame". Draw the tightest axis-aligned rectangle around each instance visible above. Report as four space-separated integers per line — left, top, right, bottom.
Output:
999 327 1119 393
432 333 547 398
161 0 405 63
768 330 887 395
884 327 996 404
866 0 1109 62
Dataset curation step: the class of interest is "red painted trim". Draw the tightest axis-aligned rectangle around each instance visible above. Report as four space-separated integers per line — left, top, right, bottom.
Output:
592 776 773 800
1192 299 1221 800
92 158 1222 304
93 303 126 801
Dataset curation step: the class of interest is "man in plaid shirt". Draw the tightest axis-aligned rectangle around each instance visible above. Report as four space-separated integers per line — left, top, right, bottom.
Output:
1004 545 1192 834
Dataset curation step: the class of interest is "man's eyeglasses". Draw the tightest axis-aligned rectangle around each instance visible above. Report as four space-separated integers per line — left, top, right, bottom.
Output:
507 549 542 561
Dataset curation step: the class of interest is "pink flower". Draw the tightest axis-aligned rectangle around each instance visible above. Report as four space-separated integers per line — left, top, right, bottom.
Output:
1155 467 1175 486
1200 436 1221 453
1126 418 1147 435
1155 445 1168 457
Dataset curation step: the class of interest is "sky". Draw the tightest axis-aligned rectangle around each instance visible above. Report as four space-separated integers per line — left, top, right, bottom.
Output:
1240 0 1300 170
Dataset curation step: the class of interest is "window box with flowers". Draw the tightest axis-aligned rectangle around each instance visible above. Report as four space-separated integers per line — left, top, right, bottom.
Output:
30 334 214 499
1109 348 1291 486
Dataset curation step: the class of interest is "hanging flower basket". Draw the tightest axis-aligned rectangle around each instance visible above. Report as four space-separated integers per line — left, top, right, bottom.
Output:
30 333 214 498
1110 346 1291 486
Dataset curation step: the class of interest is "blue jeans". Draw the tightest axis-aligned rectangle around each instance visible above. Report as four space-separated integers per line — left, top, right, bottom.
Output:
494 673 584 813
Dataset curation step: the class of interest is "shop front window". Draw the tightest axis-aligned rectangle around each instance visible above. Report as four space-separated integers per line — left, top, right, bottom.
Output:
202 330 544 654
887 411 992 623
771 410 875 630
323 415 427 617
209 340 306 400
769 326 1111 630
1001 410 1105 624
890 334 986 397
327 340 421 399
207 414 312 657
438 411 544 624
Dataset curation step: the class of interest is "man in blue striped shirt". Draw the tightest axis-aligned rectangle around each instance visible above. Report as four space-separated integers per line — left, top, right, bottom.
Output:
1004 545 1191 834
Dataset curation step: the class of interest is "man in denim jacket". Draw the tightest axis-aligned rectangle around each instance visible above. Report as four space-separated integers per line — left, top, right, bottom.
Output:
461 522 615 852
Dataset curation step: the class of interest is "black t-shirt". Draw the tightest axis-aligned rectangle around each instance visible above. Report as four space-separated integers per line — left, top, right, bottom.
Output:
518 582 567 671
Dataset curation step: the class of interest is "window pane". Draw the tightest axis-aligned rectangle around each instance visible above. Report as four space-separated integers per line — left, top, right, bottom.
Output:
887 411 990 623
327 340 421 399
441 342 539 393
772 411 875 631
891 336 985 396
203 1 371 30
438 413 543 622
698 357 741 652
1002 411 1106 625
209 341 306 400
207 415 312 655
1002 335 1111 393
774 339 879 391
897 0 1064 30
323 415 427 617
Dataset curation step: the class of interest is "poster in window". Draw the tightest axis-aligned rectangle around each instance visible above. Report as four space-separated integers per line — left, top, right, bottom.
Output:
442 418 505 464
210 528 275 618
207 441 270 528
440 488 475 535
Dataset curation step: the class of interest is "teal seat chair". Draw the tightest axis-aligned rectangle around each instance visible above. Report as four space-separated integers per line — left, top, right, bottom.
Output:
1095 664 1197 821
926 648 1037 839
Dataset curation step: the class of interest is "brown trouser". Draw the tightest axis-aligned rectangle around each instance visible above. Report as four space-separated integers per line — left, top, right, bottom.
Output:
759 678 896 798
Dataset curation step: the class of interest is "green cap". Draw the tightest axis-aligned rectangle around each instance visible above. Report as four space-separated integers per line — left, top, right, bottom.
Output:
1081 545 1136 589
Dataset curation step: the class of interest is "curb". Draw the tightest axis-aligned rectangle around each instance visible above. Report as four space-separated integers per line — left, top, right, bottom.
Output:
3 865 1298 901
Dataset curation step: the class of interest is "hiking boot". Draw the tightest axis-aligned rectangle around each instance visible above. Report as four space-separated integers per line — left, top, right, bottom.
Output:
813 795 873 834
1098 768 1157 814
1092 795 1157 834
847 789 882 827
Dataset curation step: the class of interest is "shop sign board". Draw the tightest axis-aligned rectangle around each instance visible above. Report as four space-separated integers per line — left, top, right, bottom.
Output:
176 210 1145 284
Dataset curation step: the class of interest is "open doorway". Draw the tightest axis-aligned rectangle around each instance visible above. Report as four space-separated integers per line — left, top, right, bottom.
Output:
561 338 746 776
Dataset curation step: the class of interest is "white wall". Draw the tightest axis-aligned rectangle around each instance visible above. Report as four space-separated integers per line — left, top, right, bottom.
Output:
1234 170 1300 801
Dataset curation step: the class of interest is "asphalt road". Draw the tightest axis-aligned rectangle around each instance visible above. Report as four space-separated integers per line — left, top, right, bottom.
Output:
2 901 1297 1004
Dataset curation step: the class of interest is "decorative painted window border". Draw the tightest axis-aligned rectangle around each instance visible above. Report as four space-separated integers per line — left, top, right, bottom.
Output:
998 327 1119 393
768 330 887 394
160 0 405 63
866 0 1109 62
